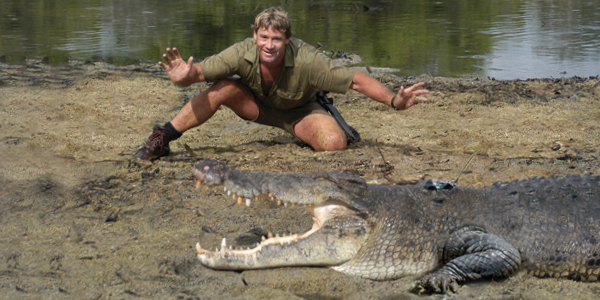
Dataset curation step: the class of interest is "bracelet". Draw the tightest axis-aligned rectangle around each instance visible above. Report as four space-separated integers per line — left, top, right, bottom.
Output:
390 95 399 111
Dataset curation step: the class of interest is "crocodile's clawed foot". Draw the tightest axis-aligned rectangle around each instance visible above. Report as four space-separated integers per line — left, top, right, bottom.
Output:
413 273 459 294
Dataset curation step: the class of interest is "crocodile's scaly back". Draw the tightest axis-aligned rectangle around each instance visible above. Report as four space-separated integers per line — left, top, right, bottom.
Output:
400 173 600 283
481 173 600 280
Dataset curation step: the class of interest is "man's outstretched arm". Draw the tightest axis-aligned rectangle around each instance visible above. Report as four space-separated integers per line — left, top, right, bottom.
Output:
158 48 206 87
348 72 429 110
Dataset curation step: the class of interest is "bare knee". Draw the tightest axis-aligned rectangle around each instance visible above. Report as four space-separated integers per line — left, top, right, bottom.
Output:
294 114 348 151
314 132 347 151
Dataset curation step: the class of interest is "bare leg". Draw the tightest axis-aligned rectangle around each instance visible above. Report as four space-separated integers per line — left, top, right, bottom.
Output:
293 113 347 151
135 79 258 160
170 78 347 152
170 79 258 133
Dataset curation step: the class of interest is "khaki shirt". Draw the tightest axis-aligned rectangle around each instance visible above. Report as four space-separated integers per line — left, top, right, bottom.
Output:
200 37 355 110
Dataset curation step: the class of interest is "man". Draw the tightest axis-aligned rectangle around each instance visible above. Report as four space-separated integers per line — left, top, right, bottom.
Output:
135 6 429 160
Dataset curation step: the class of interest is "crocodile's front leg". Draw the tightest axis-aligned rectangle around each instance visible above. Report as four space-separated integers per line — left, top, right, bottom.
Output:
416 226 522 293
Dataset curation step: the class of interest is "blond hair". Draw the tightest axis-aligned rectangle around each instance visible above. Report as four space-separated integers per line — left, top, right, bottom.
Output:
252 7 291 38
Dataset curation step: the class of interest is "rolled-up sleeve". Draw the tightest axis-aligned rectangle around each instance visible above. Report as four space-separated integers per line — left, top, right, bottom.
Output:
308 51 355 93
200 43 244 82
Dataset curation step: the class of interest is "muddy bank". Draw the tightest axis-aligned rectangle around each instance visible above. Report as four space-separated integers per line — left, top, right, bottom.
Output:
1 68 599 299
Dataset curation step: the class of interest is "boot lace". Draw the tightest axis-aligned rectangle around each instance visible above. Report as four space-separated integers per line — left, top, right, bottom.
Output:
145 129 167 151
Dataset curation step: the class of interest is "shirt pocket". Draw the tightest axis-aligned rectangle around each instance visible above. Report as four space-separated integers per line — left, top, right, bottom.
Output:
272 89 308 109
276 89 304 101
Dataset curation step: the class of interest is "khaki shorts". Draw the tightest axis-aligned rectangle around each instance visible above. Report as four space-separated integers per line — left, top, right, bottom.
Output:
249 99 330 138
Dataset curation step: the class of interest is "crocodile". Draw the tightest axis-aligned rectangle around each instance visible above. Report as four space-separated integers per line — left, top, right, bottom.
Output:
192 160 600 293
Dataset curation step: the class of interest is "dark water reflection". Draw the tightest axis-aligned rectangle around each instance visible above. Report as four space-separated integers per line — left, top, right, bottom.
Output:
0 0 598 79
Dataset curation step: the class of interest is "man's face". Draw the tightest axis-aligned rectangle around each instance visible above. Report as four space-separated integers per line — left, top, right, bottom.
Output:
253 27 289 67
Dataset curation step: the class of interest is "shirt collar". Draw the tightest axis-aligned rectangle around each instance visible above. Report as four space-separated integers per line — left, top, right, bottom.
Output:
283 39 295 68
244 38 257 64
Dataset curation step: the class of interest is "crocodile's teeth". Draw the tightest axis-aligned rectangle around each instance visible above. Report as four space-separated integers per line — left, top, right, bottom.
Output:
284 202 288 207
277 200 282 205
196 180 202 189
245 198 251 207
268 231 273 239
261 236 266 241
195 243 205 254
221 238 227 255
237 197 243 206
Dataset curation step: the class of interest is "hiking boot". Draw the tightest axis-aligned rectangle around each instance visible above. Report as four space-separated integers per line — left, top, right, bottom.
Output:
135 125 172 160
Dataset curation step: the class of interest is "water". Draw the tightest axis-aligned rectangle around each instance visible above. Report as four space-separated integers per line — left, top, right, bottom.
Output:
1 0 599 80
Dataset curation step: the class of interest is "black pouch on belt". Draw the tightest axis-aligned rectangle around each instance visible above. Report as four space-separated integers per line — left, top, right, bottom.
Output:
315 91 361 144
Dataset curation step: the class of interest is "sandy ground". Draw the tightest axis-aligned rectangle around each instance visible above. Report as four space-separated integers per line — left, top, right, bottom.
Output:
1 67 600 299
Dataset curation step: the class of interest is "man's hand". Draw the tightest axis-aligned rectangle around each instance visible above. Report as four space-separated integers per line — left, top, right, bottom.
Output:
392 82 429 110
158 48 198 87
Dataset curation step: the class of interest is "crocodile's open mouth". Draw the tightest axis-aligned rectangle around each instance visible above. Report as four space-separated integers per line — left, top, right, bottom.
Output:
194 179 356 268
191 160 369 269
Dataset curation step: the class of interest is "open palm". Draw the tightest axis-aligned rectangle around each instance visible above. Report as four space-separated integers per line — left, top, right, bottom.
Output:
158 48 195 87
393 82 429 110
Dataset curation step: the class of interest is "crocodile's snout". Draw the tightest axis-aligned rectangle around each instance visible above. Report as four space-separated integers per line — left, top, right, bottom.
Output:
193 160 229 186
